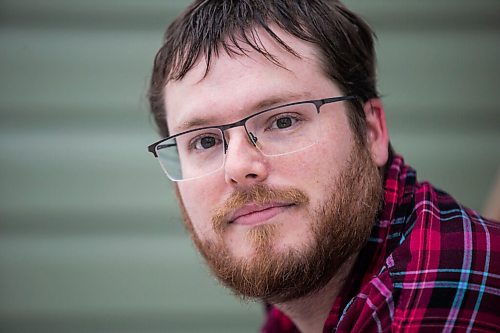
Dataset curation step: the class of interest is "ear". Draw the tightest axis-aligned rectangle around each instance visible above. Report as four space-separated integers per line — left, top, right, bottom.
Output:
363 98 389 167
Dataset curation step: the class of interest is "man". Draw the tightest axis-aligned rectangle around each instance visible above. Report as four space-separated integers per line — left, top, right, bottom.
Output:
146 0 500 332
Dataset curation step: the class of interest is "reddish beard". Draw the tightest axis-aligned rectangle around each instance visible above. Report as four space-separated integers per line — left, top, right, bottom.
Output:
176 142 383 304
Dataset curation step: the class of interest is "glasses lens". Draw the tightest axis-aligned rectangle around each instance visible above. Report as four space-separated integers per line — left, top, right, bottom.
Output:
156 128 225 181
246 102 320 156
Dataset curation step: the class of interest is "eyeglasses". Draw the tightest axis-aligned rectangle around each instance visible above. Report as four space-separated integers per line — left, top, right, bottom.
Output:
148 95 357 181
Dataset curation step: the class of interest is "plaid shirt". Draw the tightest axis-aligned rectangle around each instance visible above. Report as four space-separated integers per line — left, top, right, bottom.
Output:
262 155 500 332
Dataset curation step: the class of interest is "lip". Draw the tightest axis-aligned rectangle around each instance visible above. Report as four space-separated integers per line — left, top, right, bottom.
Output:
229 203 294 226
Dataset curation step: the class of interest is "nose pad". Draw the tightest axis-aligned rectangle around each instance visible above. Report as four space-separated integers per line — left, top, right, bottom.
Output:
222 127 260 155
222 128 257 155
247 131 264 151
223 137 229 153
223 129 269 185
248 132 258 145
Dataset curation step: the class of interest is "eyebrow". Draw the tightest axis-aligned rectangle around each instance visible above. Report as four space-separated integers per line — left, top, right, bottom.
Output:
176 92 308 133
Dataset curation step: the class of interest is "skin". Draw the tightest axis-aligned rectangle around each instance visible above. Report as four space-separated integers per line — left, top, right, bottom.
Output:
165 27 389 332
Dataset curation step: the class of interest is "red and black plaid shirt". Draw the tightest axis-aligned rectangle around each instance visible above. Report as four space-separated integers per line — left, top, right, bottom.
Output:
262 155 500 332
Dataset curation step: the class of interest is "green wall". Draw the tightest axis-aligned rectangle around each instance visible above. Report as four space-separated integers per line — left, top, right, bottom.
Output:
1 1 499 332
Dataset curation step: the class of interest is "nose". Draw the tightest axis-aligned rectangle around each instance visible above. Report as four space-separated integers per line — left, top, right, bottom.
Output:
223 128 269 186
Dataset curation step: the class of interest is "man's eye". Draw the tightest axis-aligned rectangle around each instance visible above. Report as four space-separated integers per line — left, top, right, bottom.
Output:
271 115 298 129
192 135 221 151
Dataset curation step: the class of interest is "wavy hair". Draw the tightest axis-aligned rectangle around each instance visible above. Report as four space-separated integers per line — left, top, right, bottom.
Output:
149 0 378 141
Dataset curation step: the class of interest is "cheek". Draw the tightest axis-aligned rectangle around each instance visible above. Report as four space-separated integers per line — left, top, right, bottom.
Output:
316 116 355 171
273 123 354 203
178 180 221 239
276 140 349 184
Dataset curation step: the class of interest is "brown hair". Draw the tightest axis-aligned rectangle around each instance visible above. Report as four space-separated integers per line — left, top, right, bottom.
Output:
149 0 378 140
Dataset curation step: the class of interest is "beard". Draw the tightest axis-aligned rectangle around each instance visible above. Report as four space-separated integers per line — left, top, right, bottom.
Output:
176 141 384 304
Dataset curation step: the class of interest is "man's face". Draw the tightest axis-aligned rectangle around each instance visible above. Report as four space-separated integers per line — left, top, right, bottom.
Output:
164 28 383 302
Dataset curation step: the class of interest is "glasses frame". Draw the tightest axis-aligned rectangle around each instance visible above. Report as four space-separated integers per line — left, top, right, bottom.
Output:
147 95 359 180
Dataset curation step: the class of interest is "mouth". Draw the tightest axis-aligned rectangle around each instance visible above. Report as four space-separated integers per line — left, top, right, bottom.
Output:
229 203 295 226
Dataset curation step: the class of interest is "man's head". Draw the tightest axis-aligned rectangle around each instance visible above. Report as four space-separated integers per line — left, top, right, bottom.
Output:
148 0 390 303
149 0 379 140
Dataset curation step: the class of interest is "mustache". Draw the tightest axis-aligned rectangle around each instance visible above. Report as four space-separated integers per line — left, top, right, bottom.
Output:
211 184 309 232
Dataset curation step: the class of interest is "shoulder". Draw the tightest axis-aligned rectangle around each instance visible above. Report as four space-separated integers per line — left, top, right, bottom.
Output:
392 181 500 275
392 181 500 273
341 156 500 332
386 182 500 331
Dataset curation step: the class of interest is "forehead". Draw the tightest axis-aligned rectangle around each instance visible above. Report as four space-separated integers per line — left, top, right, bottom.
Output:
164 27 339 134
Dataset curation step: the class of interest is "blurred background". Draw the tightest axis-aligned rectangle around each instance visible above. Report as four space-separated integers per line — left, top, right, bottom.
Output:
0 0 499 332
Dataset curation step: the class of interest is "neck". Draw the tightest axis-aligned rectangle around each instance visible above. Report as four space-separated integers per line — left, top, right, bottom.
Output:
273 253 358 333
